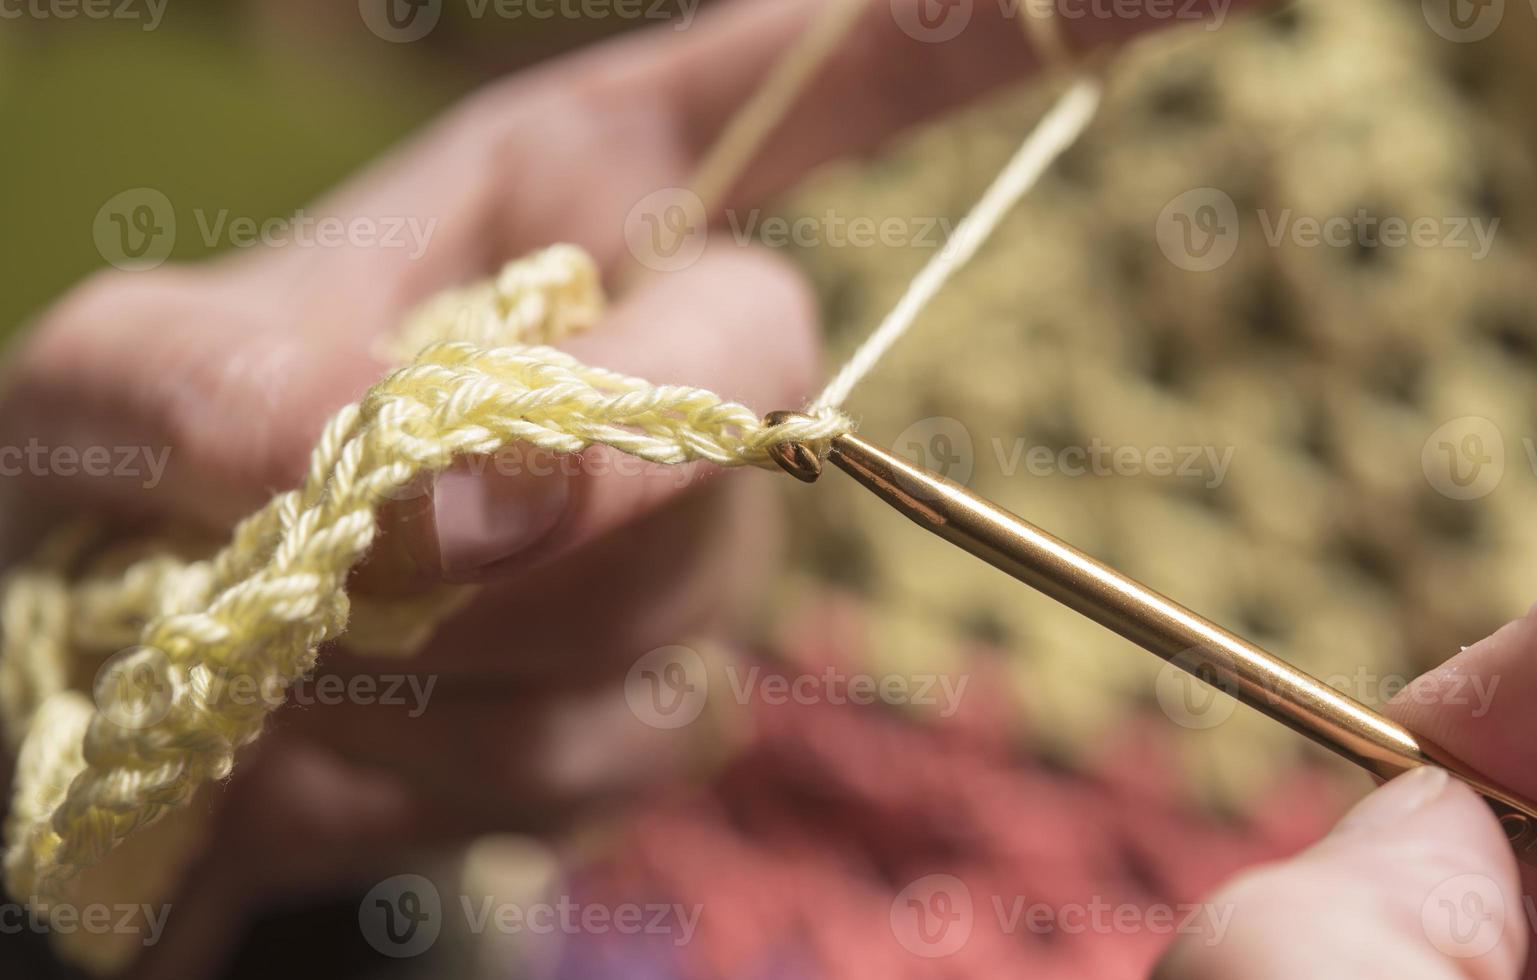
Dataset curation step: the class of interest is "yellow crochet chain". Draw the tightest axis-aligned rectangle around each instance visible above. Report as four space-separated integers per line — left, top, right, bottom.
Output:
0 244 849 904
0 5 1098 970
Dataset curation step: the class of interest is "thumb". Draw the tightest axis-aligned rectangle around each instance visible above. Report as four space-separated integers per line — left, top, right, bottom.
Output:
1156 766 1527 980
359 240 822 590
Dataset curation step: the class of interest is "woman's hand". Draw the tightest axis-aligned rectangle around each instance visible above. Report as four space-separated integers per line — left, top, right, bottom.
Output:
0 0 1253 974
1158 610 1537 979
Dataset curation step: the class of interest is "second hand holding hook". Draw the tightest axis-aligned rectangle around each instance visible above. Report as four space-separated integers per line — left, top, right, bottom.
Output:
765 412 1537 865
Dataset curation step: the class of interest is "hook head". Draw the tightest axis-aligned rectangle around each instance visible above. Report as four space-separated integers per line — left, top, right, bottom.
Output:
764 411 823 483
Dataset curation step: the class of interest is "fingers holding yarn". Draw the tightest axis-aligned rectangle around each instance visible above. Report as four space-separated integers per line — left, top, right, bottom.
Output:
366 242 825 585
362 466 785 684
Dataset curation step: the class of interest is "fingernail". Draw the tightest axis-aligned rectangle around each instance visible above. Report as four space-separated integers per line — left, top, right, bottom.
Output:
1335 766 1450 835
433 460 570 577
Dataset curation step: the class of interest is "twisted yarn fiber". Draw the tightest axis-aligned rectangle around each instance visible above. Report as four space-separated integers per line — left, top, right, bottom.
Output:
1 243 849 903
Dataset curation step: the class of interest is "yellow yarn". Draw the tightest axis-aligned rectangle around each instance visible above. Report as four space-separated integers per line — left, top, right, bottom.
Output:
0 8 1094 946
0 243 850 904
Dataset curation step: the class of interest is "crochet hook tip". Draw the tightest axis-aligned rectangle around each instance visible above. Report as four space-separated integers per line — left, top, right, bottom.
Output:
764 411 824 483
811 423 1537 865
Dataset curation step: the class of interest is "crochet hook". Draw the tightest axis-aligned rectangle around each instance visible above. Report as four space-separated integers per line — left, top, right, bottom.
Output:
764 413 1537 865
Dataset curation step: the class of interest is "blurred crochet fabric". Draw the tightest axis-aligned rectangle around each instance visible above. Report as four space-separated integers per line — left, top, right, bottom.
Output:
8 0 1537 976
511 2 1537 976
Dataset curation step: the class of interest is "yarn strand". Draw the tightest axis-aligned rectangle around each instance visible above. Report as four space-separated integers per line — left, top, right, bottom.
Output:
0 40 1102 975
812 77 1101 412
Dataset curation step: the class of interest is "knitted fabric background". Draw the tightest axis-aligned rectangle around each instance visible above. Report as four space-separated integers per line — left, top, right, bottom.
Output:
780 0 1537 806
512 3 1537 977
7 2 1537 976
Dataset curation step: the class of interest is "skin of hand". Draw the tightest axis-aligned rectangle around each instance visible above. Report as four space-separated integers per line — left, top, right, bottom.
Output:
0 1 1259 975
1156 610 1537 980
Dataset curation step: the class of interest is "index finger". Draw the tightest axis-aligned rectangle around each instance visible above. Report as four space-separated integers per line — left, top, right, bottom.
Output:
596 0 1272 212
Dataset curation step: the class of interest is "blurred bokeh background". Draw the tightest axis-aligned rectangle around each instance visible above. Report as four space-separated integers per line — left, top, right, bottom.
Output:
6 0 1537 977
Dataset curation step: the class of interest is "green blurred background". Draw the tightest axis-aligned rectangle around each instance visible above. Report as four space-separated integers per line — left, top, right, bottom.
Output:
0 0 672 333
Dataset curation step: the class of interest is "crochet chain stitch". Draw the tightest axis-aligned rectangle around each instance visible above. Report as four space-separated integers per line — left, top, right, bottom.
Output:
0 243 850 902
0 48 1100 921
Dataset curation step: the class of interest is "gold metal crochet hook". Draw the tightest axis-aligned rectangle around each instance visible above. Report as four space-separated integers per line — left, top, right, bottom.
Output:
764 413 1537 864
